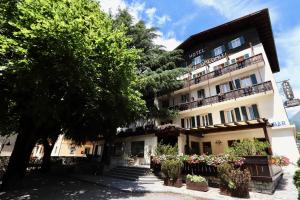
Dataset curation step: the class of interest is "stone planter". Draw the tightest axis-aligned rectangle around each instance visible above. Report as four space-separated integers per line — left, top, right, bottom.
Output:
186 180 209 192
164 178 183 187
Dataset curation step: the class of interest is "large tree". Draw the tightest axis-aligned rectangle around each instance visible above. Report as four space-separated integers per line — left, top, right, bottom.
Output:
0 0 145 190
113 10 185 125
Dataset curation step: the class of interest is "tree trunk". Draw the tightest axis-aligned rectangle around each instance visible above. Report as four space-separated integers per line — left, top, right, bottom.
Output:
1 129 38 191
101 139 112 165
41 135 58 173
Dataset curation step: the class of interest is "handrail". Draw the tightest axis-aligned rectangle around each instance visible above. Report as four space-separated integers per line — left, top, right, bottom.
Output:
183 54 264 88
169 81 273 111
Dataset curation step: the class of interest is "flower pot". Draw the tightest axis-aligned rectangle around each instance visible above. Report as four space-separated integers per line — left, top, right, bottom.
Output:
186 180 209 192
164 178 183 187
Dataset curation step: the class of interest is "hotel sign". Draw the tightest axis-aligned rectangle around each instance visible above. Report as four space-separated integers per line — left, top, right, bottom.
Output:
189 49 205 59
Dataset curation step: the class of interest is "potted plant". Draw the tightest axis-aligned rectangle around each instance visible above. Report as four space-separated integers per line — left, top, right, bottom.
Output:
218 162 251 198
161 158 183 187
186 174 209 191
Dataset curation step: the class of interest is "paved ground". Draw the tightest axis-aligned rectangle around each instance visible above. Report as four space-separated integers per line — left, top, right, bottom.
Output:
0 166 297 200
70 165 298 200
0 174 201 200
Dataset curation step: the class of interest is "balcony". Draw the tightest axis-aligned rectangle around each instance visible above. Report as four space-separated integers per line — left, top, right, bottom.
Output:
183 54 264 88
169 81 273 111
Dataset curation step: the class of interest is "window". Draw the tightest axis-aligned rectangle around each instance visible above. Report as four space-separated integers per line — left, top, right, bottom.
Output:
221 107 242 123
192 55 203 66
239 74 257 88
240 76 252 88
203 142 212 155
181 94 189 103
181 118 185 128
213 45 225 56
113 143 123 156
85 147 91 155
241 104 260 120
198 113 213 126
131 141 144 157
191 117 196 128
220 83 231 93
197 89 205 99
228 36 245 49
70 146 76 154
191 142 200 154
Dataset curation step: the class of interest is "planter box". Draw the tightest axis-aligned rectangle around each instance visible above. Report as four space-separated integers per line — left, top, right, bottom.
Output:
244 156 282 182
186 180 209 192
220 184 250 198
164 178 183 187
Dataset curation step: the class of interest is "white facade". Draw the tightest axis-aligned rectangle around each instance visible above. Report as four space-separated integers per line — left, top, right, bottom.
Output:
156 43 299 163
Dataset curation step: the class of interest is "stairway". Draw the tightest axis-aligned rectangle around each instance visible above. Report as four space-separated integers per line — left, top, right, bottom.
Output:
105 166 161 184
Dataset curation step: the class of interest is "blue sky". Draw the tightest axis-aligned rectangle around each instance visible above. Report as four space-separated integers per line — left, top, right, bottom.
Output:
99 0 300 117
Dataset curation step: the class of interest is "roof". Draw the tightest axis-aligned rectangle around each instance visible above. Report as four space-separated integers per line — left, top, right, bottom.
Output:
176 9 280 73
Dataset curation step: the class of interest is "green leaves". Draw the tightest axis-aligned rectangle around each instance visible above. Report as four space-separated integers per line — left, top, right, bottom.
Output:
1 0 146 142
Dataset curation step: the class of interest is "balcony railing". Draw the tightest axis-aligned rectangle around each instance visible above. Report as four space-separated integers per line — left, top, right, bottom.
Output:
169 81 273 111
183 54 264 88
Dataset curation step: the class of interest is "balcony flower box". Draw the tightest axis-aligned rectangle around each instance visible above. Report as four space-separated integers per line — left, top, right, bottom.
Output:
186 174 209 192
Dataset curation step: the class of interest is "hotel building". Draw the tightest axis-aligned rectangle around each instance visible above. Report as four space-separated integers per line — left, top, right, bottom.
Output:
115 9 299 165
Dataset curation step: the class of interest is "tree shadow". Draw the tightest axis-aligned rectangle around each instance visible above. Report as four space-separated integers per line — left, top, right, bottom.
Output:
0 174 145 200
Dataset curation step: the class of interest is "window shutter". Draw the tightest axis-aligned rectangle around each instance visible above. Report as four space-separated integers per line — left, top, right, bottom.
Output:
202 89 205 97
229 81 234 90
181 118 185 128
197 90 201 98
202 116 205 126
250 74 258 85
252 104 260 118
208 113 213 125
235 79 241 89
228 41 233 49
216 85 220 94
234 107 242 121
196 115 200 127
220 111 225 124
231 110 236 122
241 106 248 121
240 36 245 45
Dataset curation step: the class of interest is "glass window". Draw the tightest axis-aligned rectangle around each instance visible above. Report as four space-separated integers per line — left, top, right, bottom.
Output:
213 45 224 56
230 38 242 48
240 77 252 88
192 55 203 66
203 142 212 155
197 89 205 98
191 142 200 154
131 141 144 157
220 83 230 93
181 94 189 103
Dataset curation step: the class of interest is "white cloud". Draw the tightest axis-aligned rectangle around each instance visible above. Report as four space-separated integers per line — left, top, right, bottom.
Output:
153 31 181 51
193 0 278 23
98 0 127 16
274 26 300 117
99 0 179 51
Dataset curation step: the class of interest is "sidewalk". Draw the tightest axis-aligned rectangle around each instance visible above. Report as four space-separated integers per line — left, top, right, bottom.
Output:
70 167 298 200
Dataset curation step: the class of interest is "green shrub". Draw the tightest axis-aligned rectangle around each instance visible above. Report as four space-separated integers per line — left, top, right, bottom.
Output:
161 158 182 181
226 139 270 156
155 142 178 156
294 158 300 199
218 162 251 198
186 174 207 183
